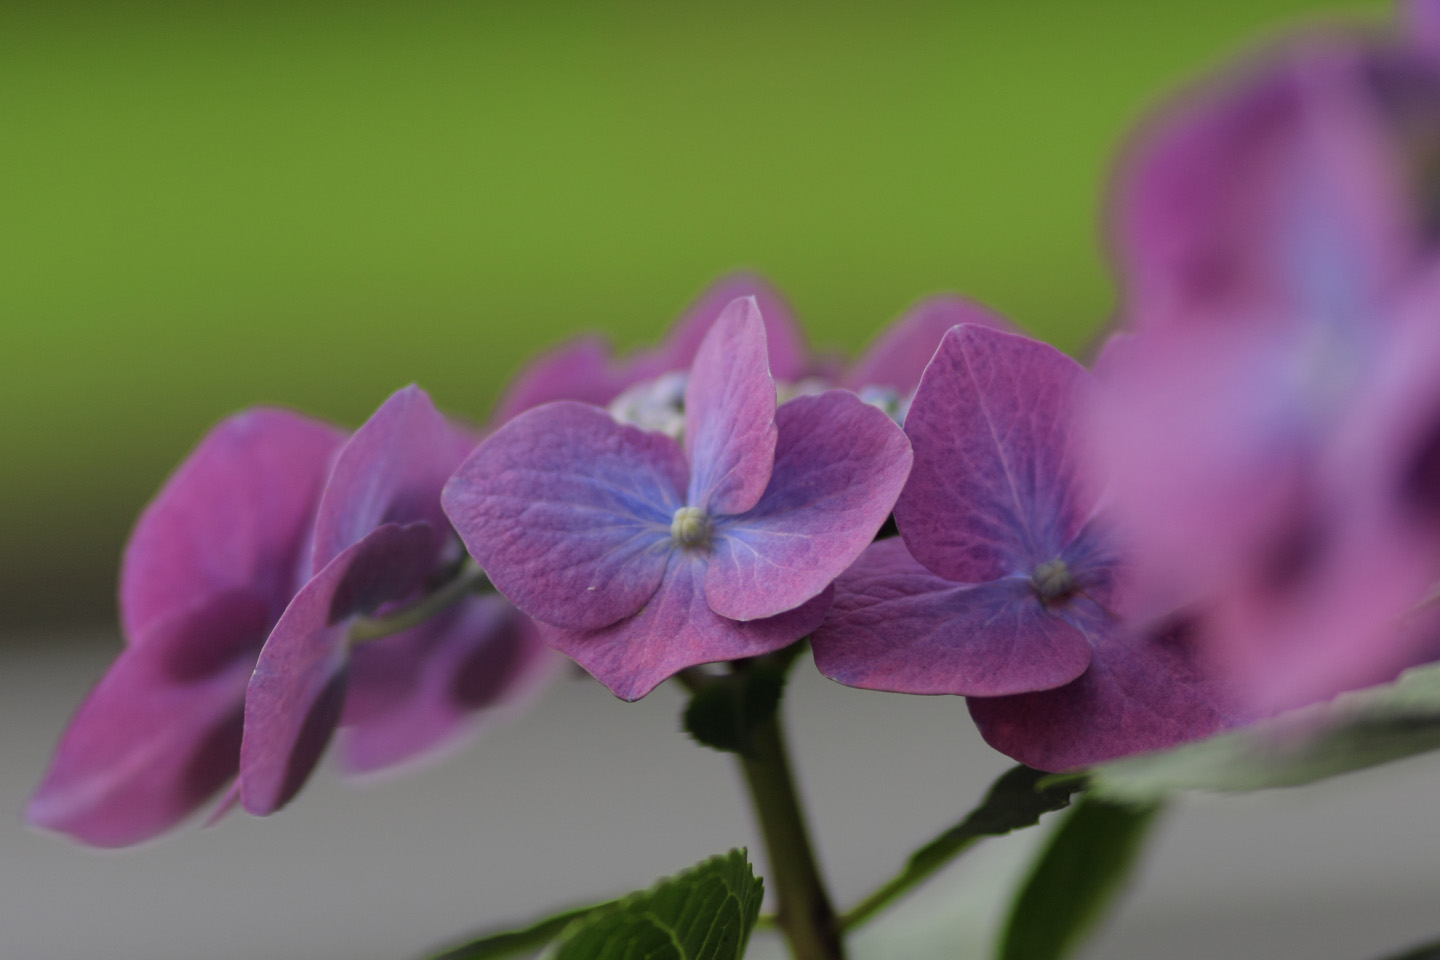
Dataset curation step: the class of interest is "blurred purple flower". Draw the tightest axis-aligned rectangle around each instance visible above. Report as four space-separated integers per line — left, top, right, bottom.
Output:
1094 31 1440 710
444 297 912 700
812 324 1237 771
29 410 345 846
489 272 814 426
239 385 556 816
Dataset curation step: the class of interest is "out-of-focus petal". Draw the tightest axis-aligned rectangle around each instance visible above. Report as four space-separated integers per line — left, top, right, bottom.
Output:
1111 42 1417 333
120 409 345 643
241 522 440 815
28 594 267 847
811 539 1092 697
339 596 557 775
311 385 472 575
845 296 1013 395
490 336 624 426
705 391 912 621
635 272 810 383
967 620 1242 772
1405 0 1440 52
897 325 1095 582
443 401 683 631
543 554 831 701
683 296 779 516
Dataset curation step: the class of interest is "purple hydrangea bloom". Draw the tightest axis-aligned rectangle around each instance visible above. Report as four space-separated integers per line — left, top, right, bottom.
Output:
239 385 542 815
489 273 814 426
812 324 1238 771
443 297 913 700
29 410 346 846
1093 33 1440 710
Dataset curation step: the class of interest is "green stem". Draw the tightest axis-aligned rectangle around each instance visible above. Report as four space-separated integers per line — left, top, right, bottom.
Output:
348 559 488 643
738 707 847 960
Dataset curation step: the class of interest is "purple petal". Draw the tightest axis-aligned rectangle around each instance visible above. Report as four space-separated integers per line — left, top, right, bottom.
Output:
543 554 831 701
120 408 345 644
968 619 1243 772
1112 43 1418 333
846 296 1013 395
241 522 440 815
339 596 556 775
633 272 810 383
28 594 267 847
1406 0 1440 50
311 385 472 575
490 336 625 425
897 325 1095 583
443 401 684 631
811 539 1091 697
705 391 912 621
684 297 779 515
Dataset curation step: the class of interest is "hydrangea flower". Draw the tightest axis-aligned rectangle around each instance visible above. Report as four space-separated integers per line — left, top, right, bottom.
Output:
443 297 913 700
1094 32 1440 709
28 410 345 846
240 385 553 815
811 324 1237 771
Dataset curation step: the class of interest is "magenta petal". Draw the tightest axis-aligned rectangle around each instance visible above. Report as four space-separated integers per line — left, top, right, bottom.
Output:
811 539 1091 697
898 325 1095 582
1112 44 1414 332
490 335 624 425
339 596 555 775
27 595 267 847
443 401 684 631
120 408 345 644
311 385 472 575
846 296 1013 395
639 272 810 383
705 391 912 621
967 622 1242 772
683 297 779 516
241 522 439 815
544 554 831 701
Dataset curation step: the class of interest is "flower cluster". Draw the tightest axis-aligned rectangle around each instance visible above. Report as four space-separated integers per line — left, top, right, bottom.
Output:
30 5 1440 851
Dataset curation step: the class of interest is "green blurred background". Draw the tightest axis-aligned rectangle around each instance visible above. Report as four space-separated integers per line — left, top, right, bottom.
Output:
0 0 1388 630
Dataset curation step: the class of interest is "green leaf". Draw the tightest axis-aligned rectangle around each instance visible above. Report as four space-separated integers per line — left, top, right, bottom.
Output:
842 765 1082 930
545 849 764 960
1086 661 1440 803
998 797 1162 960
682 663 787 756
428 902 614 960
1376 938 1440 960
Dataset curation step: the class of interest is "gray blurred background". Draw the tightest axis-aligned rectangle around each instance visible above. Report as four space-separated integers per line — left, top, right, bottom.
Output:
5 1 1439 958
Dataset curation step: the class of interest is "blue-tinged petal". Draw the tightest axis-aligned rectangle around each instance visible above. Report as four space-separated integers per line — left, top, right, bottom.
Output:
897 324 1095 582
241 522 440 816
683 297 779 516
443 401 683 631
705 391 911 621
544 554 831 701
311 385 473 576
120 408 345 644
811 539 1091 697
